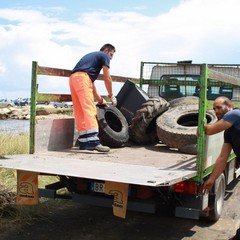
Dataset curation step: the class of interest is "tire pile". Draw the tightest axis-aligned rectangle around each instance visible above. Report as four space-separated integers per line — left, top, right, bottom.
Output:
97 96 217 154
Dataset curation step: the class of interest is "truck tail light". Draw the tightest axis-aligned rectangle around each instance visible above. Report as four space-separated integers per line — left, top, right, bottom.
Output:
173 181 198 195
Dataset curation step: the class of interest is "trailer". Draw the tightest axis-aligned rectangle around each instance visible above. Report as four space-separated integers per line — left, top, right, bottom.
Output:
0 61 240 220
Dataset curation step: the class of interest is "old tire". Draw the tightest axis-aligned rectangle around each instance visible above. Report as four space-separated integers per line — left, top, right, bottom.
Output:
129 97 169 144
207 173 226 221
156 105 217 154
97 105 129 148
169 96 199 108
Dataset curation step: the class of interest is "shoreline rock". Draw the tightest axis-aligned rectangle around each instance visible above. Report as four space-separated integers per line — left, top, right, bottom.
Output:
0 106 73 120
0 107 30 120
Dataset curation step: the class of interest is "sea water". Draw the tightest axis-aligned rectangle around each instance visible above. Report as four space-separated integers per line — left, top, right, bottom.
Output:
0 120 30 134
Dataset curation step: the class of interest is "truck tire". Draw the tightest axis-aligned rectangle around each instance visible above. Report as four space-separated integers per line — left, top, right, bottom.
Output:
129 97 169 144
169 96 199 108
156 105 217 154
97 105 129 148
207 173 226 221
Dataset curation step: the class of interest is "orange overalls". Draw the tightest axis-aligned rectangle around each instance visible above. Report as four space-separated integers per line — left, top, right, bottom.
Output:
69 72 100 148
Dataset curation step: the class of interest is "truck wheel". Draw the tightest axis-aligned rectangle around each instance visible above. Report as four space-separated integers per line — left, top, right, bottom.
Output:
169 96 199 108
156 105 217 154
97 105 129 148
207 173 226 221
129 97 169 144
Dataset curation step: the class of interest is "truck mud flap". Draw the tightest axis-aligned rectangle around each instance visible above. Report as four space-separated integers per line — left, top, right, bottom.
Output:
175 193 209 220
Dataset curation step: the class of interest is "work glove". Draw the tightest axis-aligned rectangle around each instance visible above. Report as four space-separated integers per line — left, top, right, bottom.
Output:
98 97 108 106
110 95 117 107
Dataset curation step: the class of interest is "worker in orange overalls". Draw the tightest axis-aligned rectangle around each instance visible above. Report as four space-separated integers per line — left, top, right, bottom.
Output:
69 44 117 152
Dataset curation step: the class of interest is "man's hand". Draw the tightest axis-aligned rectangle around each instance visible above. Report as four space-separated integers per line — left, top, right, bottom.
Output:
203 177 215 194
98 97 108 106
110 95 117 107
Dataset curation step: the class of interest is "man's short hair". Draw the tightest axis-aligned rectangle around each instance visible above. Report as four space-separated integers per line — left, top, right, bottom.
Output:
100 44 116 52
216 96 233 107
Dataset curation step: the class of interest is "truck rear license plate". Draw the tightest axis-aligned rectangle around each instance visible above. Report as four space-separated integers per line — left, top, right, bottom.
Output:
92 182 105 193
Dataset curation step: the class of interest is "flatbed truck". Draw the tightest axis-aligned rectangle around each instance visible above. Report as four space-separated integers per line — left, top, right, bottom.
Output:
0 61 240 220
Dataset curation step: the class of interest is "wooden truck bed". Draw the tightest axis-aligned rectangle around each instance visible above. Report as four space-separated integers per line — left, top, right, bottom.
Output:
0 117 223 188
0 144 197 187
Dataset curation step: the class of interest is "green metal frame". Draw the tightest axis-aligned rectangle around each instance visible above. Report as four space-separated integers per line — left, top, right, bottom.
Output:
29 61 72 154
30 61 240 183
139 61 240 183
195 64 208 182
29 61 38 154
29 61 130 154
139 61 144 88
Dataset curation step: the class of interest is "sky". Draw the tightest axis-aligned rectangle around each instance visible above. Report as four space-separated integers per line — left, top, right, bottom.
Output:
0 0 240 100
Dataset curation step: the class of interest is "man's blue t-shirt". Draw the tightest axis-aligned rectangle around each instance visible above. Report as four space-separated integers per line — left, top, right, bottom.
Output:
71 51 110 81
223 109 240 162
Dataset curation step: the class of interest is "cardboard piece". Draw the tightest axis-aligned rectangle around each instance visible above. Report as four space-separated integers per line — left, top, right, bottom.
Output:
105 181 129 218
16 170 39 205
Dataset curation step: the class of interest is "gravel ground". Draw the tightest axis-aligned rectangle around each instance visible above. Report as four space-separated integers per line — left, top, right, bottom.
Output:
0 178 240 240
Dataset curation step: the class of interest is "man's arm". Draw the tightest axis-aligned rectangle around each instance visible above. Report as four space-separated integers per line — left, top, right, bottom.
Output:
92 83 101 103
205 119 232 135
203 143 232 194
102 65 113 97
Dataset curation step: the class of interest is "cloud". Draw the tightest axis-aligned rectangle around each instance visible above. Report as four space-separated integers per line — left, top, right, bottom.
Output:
0 0 240 99
0 62 6 74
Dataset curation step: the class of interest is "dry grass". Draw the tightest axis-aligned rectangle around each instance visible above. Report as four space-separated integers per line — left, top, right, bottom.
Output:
0 133 29 155
0 133 66 233
0 133 59 188
0 168 64 233
0 190 72 233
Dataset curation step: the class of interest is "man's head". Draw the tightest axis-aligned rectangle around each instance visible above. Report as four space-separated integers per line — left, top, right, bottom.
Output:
213 96 233 120
100 43 116 60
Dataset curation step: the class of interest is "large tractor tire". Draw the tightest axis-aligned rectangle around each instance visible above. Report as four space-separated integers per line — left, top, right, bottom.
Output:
169 96 199 108
156 105 217 154
129 97 169 144
97 105 129 148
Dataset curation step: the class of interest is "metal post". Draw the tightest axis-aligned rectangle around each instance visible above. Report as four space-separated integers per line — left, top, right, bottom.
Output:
196 64 208 182
139 61 144 88
29 61 38 154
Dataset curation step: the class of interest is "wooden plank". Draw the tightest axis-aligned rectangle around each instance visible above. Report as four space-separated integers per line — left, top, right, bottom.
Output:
98 74 130 83
208 69 240 87
36 93 72 102
38 65 130 83
0 154 197 187
38 66 71 77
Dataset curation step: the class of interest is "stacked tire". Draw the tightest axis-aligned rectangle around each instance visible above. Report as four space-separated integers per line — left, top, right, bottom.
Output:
129 97 169 144
156 96 217 154
97 96 217 155
97 105 129 148
168 96 199 108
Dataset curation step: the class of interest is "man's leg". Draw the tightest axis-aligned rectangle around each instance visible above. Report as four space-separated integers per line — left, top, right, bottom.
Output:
69 72 109 152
